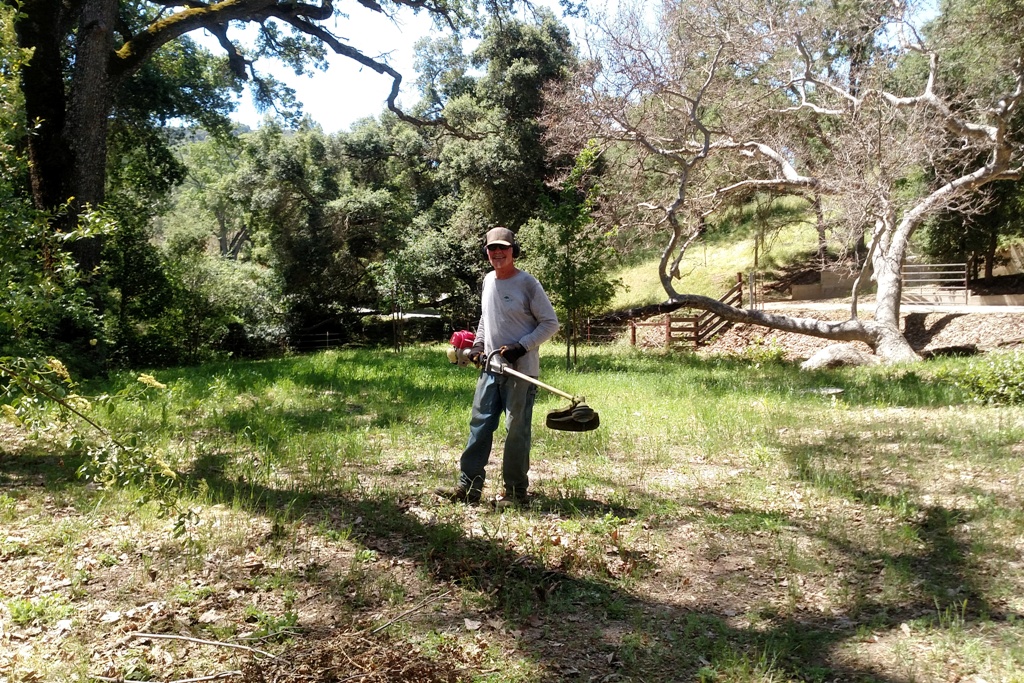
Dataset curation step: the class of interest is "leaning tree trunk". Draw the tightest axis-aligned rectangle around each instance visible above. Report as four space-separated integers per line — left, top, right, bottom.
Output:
866 210 921 362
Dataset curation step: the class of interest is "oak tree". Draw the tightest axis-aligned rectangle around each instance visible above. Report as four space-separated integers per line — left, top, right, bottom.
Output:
545 0 1024 362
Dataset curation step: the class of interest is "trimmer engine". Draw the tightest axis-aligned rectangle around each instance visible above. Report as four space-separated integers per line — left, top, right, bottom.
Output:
446 330 477 367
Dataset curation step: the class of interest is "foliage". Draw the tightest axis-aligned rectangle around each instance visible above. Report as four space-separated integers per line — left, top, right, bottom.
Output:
919 181 1024 279
730 336 788 366
6 0 497 366
0 355 191 551
350 12 580 340
935 349 1024 405
5 594 73 626
913 0 1024 275
519 141 619 367
0 6 107 369
0 356 174 484
546 0 1024 361
0 3 27 168
432 9 577 230
237 122 405 335
0 202 110 366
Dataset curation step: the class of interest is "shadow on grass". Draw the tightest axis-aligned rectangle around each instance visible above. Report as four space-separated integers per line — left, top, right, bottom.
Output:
0 443 85 490
784 436 1018 625
165 446 1017 683
2 435 1015 681
5 349 1013 680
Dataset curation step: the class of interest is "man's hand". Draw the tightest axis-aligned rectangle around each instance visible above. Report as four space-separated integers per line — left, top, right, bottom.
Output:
500 343 527 364
468 342 485 367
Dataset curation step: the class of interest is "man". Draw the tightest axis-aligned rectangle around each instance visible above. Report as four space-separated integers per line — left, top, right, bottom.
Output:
436 227 560 509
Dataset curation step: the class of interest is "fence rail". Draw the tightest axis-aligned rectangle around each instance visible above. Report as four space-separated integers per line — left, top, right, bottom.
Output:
628 273 744 348
901 262 968 305
289 331 348 353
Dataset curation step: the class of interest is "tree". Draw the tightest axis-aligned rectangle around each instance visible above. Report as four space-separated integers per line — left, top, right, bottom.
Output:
236 122 414 335
921 181 1024 281
167 135 251 259
1 4 109 368
363 9 580 336
430 7 578 230
544 0 1024 362
6 0 492 272
518 141 618 369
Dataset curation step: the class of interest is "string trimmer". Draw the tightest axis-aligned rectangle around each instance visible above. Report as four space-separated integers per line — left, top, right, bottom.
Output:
483 349 600 432
447 333 600 431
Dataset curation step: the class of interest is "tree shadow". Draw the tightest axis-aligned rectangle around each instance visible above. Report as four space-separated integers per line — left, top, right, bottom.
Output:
1 433 1014 682
783 435 1017 625
169 445 1017 683
902 312 965 351
0 442 84 491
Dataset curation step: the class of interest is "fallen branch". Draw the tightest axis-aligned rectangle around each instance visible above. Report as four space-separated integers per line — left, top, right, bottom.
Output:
129 631 281 660
369 589 453 634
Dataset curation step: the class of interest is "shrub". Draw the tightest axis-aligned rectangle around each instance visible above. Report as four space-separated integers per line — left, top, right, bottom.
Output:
731 336 788 366
937 349 1024 405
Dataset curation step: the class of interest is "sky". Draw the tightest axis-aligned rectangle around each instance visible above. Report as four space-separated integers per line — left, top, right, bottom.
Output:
201 9 435 134
200 1 589 134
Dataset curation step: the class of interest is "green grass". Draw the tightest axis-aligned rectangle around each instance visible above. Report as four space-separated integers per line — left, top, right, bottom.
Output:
1 346 1022 681
5 593 74 625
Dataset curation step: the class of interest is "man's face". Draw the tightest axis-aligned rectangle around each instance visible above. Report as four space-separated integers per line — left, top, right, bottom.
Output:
486 243 514 271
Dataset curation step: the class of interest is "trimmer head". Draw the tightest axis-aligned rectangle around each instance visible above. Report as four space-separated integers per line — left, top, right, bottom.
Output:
545 400 600 432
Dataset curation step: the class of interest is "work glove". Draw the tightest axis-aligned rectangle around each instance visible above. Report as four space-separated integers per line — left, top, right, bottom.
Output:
468 341 485 367
500 343 527 365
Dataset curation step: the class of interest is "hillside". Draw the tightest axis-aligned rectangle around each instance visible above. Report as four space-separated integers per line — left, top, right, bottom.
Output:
607 229 1024 359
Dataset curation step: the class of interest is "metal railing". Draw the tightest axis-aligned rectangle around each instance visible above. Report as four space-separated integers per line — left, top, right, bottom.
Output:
901 263 968 305
289 331 348 353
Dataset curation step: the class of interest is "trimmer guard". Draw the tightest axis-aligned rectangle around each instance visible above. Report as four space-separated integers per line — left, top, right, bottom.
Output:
545 404 600 432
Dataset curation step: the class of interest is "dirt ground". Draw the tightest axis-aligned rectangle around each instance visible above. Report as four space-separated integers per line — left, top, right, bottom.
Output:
3 306 1024 682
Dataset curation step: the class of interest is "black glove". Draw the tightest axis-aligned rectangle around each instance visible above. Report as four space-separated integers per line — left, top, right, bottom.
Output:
500 343 527 364
468 341 484 367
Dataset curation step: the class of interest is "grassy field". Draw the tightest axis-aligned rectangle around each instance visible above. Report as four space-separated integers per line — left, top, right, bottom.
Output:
2 345 1023 682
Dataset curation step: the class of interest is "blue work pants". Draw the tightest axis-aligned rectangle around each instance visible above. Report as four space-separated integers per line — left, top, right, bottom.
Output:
458 370 537 497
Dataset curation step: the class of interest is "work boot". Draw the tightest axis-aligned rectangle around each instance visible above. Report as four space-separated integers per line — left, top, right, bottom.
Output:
434 486 481 505
492 490 529 511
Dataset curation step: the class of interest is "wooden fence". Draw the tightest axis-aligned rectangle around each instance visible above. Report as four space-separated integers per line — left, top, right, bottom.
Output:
629 273 744 348
901 263 968 305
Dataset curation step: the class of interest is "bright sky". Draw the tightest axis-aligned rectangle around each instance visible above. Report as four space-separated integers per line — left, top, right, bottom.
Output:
202 9 435 134
201 2 588 134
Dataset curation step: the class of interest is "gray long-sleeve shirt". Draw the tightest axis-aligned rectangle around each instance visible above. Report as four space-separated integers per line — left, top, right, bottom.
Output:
474 269 560 377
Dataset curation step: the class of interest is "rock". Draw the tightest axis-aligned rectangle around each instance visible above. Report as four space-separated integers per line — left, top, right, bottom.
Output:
800 344 882 370
802 386 845 395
